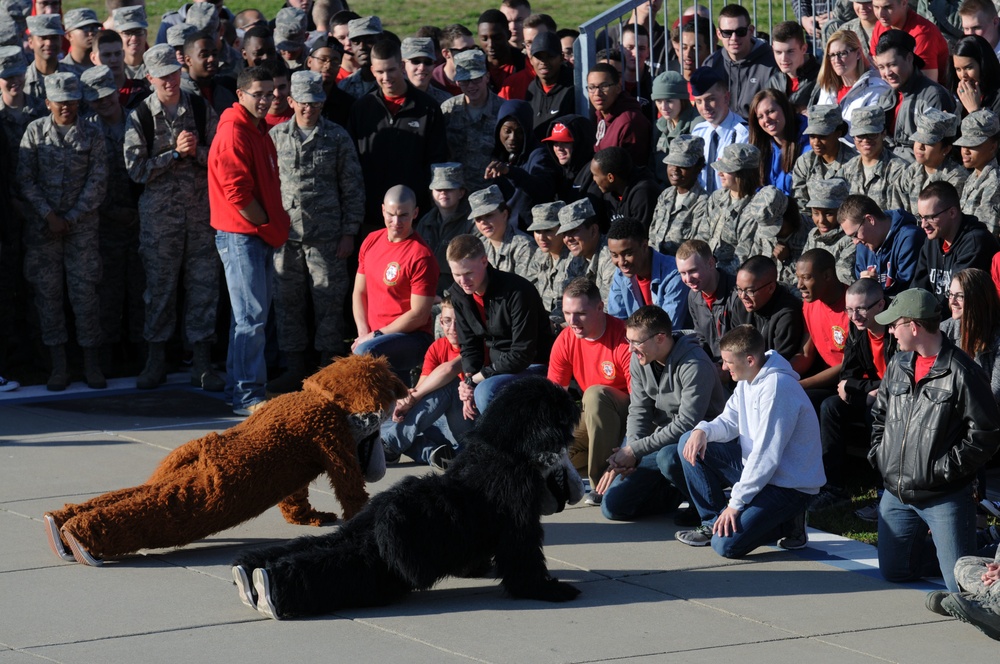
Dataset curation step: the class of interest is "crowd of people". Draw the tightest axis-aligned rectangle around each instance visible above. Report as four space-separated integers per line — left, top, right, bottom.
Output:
5 0 1000 641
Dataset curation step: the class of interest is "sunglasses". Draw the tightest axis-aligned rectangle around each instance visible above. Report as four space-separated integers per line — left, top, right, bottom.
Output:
719 26 750 38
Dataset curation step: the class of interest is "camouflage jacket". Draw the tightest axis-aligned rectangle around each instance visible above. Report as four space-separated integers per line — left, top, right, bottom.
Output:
896 158 969 216
23 61 73 100
481 222 537 275
791 142 857 210
960 161 1000 237
838 150 908 211
83 110 137 223
270 116 364 243
415 199 474 295
0 93 47 192
526 245 586 320
803 226 857 286
708 186 787 275
587 236 616 302
17 114 107 235
441 93 505 194
337 70 376 100
648 182 710 255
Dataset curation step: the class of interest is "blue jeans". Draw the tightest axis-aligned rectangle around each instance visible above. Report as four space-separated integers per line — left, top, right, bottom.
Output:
474 364 547 413
354 331 432 383
877 484 977 592
380 379 471 464
600 445 684 520
678 430 810 558
216 231 273 410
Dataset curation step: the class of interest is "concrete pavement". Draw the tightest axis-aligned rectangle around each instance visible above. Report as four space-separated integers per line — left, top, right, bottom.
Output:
0 378 994 663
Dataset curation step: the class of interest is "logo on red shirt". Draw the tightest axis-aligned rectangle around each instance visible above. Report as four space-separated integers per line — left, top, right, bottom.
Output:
601 361 616 380
832 325 847 350
383 262 400 286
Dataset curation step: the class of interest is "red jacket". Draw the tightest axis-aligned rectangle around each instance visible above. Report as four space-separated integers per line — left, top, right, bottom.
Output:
208 103 290 248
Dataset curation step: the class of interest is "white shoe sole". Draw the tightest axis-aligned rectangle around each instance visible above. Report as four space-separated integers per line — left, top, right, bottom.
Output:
62 528 103 567
252 568 280 620
233 565 256 609
44 514 76 562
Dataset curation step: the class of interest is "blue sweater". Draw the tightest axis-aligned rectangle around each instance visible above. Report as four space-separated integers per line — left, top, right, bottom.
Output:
853 209 925 298
607 248 690 328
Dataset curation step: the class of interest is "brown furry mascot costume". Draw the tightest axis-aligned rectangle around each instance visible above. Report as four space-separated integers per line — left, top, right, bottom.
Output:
43 355 408 566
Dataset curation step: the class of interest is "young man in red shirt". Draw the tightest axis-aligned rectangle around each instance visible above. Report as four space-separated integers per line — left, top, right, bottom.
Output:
792 248 850 403
547 277 631 501
869 0 949 83
209 65 291 416
352 185 439 380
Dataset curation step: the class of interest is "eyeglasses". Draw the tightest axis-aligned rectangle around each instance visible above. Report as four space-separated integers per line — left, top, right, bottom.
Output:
719 26 750 38
947 291 966 302
309 55 337 65
299 101 323 109
888 319 915 332
916 205 955 225
243 90 275 101
626 334 658 347
845 299 882 317
735 281 773 297
449 46 477 54
828 48 856 61
587 83 614 93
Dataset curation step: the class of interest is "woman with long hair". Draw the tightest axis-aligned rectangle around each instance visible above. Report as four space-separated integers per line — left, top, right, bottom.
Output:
950 35 1000 117
814 29 892 142
942 268 1000 402
748 88 810 197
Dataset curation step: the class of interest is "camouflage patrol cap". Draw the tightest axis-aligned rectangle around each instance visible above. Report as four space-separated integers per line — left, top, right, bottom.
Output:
0 15 18 47
429 162 465 190
527 201 566 231
468 185 506 219
710 143 761 173
803 104 844 136
557 197 597 234
909 108 958 145
1 0 32 19
453 48 487 82
751 187 790 240
806 177 850 210
113 6 147 32
81 64 116 101
26 14 64 36
663 134 705 168
0 44 27 78
167 23 199 49
850 105 885 136
290 70 326 103
952 109 1000 147
185 1 219 33
63 8 101 32
45 71 81 102
347 16 382 40
275 7 307 50
144 43 182 78
401 37 435 61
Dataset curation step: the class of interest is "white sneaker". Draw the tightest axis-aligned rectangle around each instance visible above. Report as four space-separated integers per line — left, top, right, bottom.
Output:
0 376 19 392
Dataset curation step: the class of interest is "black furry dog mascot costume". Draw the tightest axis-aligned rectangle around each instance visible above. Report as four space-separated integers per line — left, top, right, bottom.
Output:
231 376 585 619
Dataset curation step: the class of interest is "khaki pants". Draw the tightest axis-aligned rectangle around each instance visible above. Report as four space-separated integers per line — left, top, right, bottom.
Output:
569 385 630 487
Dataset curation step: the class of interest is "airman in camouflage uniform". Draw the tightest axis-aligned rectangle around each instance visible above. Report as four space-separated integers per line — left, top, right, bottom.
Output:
23 15 72 101
268 71 365 392
525 201 585 325
82 65 145 356
403 37 453 105
59 9 100 77
648 134 710 255
440 49 504 194
745 189 804 292
469 185 536 274
415 162 474 295
123 45 220 389
115 7 149 80
18 72 107 390
0 0 29 47
954 110 1000 236
896 108 968 215
185 2 242 79
558 198 615 301
838 106 907 211
792 104 857 211
953 553 1000 601
337 16 381 99
802 178 856 286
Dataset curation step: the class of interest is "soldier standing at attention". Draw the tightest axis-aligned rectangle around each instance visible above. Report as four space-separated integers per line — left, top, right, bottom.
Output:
124 44 222 392
18 72 107 390
267 71 364 394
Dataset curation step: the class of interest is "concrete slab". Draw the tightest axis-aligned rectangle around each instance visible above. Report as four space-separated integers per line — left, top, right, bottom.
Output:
659 636 889 663
820 620 1000 660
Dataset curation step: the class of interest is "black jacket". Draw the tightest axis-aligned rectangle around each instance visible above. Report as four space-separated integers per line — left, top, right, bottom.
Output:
840 324 898 405
545 114 595 203
602 166 658 230
724 283 804 361
766 55 820 112
913 214 1000 316
449 266 555 379
348 82 450 230
870 336 1000 503
687 268 736 363
524 65 576 142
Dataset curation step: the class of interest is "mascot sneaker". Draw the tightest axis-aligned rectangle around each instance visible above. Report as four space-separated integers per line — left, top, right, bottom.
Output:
253 568 281 620
62 528 103 567
233 565 257 609
44 514 75 562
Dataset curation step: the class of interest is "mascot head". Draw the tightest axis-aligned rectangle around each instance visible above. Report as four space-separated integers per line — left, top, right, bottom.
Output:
475 376 584 513
302 355 409 482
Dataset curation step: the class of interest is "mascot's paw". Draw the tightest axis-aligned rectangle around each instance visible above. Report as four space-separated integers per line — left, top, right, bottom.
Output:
513 578 581 603
252 568 282 620
44 514 75 563
284 508 339 526
62 527 103 567
233 565 257 609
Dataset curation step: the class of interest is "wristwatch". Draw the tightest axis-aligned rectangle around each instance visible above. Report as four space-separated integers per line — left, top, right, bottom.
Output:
171 150 181 160
464 374 475 387
372 329 384 337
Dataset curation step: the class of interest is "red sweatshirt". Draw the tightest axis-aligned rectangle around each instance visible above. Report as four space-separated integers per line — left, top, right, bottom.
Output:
208 103 290 248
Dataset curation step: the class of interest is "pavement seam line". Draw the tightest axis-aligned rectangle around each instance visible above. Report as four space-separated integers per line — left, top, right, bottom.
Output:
341 619 497 663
